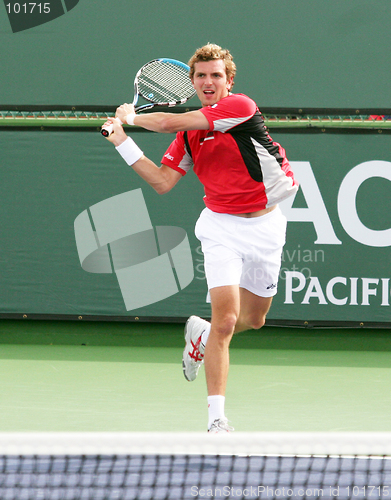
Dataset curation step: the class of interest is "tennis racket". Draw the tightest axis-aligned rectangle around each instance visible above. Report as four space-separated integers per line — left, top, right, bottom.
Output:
101 58 196 137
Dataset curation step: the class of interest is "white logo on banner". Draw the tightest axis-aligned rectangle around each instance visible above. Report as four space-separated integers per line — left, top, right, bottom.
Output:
280 160 391 247
74 189 194 311
280 160 391 307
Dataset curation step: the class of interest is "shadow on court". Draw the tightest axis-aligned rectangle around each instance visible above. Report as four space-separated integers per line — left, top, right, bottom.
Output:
1 320 391 368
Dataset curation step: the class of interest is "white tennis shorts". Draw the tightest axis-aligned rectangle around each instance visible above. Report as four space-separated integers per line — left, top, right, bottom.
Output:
195 206 287 299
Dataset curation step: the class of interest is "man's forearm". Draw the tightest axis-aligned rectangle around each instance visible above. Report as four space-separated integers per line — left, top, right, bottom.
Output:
116 102 208 134
131 109 209 134
130 156 181 194
133 112 176 133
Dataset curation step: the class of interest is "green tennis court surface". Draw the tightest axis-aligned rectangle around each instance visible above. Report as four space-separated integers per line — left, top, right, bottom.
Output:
1 320 391 432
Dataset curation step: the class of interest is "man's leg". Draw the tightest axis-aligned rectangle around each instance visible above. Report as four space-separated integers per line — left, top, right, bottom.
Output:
203 286 273 431
200 285 239 431
204 285 240 397
183 286 273 431
234 287 273 334
204 287 273 397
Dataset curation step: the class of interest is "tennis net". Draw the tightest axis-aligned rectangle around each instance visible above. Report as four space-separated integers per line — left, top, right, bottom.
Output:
0 432 390 499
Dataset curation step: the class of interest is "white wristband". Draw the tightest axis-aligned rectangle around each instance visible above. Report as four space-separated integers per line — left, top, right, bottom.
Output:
125 114 136 126
115 137 143 166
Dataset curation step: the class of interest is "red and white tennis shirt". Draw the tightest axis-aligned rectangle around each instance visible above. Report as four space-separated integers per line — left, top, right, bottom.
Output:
161 93 298 213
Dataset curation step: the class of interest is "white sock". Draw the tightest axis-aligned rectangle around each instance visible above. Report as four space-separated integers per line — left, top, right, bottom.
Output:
200 322 211 349
208 395 225 428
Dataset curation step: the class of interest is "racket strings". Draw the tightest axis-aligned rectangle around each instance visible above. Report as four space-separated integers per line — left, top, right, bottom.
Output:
138 61 195 103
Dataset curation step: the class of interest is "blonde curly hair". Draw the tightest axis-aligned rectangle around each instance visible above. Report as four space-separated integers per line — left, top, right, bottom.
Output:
188 43 236 87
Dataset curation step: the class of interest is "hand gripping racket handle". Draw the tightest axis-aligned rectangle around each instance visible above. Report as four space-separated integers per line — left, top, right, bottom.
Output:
101 101 161 137
101 117 122 137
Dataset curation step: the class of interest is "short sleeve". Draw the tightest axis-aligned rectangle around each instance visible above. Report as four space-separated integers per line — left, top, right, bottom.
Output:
161 132 193 175
200 94 257 132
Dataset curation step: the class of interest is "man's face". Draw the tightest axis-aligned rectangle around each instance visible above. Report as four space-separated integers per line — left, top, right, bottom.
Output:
191 59 233 107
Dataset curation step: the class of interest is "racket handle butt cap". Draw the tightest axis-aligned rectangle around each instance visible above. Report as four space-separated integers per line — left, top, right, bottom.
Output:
100 117 123 137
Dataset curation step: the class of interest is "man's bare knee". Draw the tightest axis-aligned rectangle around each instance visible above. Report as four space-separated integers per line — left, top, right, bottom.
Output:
212 312 238 337
249 315 266 330
240 314 266 331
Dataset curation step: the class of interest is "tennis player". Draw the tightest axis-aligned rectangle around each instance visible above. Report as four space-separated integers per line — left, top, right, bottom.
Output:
103 44 298 433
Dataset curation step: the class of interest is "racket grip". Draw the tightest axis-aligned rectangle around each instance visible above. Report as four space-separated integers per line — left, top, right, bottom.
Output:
101 117 123 137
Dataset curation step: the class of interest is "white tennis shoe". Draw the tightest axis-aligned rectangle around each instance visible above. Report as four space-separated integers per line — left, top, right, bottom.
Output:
208 418 234 433
182 316 209 382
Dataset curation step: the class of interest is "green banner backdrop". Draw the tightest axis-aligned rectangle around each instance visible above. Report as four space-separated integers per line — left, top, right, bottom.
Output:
1 0 390 109
1 128 390 326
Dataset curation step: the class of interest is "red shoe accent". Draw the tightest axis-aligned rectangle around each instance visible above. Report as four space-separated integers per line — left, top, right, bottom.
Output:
189 336 204 363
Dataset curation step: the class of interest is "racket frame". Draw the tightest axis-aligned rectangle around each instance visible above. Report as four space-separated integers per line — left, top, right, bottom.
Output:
101 58 195 137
